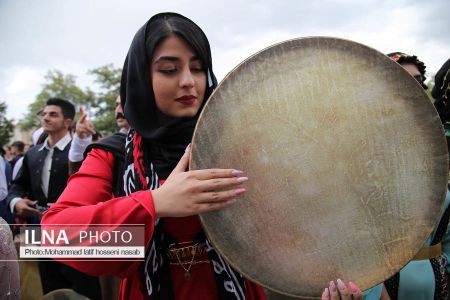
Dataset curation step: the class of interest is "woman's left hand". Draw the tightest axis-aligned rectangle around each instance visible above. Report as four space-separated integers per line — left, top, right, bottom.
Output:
321 279 362 300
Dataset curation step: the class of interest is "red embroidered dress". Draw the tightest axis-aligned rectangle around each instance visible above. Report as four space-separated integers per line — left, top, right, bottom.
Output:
42 148 266 300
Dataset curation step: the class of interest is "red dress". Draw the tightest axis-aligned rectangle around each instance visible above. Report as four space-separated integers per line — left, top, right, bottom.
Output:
42 148 266 300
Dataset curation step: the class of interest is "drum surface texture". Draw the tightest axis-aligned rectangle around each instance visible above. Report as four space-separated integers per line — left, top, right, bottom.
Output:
190 37 448 298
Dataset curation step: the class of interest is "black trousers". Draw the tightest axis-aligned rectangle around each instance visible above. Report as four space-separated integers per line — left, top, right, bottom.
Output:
38 260 101 300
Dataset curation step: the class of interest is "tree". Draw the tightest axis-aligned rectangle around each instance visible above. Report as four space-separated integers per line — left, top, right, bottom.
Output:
425 74 435 101
0 101 14 146
88 64 122 136
19 65 122 136
20 70 95 131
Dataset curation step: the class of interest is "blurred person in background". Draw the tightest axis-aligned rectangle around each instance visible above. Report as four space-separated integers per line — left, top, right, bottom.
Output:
6 98 101 299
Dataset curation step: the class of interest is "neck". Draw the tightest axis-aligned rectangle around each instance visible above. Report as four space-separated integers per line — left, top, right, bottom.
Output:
157 112 175 127
47 130 68 148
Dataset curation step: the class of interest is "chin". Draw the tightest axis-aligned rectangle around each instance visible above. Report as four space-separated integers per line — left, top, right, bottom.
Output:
167 111 198 119
183 111 198 117
181 107 201 117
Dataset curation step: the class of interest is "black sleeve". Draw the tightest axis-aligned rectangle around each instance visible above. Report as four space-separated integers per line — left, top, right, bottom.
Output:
434 98 450 124
6 153 31 208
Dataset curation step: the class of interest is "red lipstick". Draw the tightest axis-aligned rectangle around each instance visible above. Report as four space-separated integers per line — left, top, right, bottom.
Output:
175 95 196 105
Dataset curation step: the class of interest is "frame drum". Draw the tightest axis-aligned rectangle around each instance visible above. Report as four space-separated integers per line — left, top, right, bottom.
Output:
190 37 448 298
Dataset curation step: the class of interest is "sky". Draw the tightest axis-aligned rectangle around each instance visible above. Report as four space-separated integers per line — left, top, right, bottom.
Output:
0 0 449 122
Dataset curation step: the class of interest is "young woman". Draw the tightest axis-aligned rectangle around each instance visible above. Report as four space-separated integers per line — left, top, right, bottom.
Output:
42 12 361 300
42 12 264 300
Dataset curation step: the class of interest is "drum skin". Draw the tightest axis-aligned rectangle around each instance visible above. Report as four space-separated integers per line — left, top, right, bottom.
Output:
190 37 448 298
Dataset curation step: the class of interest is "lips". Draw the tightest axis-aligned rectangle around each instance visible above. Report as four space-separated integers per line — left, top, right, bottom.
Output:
175 95 196 105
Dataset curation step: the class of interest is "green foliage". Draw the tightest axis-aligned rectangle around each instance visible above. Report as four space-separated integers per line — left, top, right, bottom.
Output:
88 64 122 136
19 70 95 131
425 75 435 101
0 101 14 146
19 65 122 136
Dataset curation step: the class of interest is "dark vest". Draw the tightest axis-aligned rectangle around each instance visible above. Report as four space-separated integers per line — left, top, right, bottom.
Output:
7 141 71 207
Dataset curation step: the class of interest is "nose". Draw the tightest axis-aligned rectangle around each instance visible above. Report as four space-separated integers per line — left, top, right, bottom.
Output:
179 68 195 88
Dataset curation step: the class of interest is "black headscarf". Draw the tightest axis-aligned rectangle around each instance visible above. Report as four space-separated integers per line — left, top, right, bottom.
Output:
432 58 450 123
120 12 217 177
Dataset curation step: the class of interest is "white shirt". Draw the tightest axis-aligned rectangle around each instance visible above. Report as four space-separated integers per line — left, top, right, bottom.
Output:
32 127 44 145
12 157 23 180
68 133 92 162
9 133 71 213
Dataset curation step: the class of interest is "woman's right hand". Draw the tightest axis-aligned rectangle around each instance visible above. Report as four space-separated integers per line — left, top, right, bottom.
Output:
152 145 248 218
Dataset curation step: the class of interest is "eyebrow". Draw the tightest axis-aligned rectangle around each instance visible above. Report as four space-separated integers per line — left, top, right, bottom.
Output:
153 55 201 64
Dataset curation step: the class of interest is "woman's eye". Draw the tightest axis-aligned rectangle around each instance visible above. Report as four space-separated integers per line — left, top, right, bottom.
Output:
159 69 177 74
191 67 204 73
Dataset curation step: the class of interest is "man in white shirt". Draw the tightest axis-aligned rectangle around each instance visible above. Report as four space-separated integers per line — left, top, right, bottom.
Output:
6 98 101 300
7 99 74 217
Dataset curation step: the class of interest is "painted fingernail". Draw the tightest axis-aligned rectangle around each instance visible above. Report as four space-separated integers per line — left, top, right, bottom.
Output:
234 188 246 195
231 170 244 176
226 199 236 205
322 288 329 297
337 278 345 290
330 281 337 292
236 176 248 183
348 281 358 293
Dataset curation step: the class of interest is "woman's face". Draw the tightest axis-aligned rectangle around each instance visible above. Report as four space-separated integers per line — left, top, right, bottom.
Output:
151 35 206 120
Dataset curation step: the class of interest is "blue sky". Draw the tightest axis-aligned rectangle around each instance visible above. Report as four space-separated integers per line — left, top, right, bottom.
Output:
1 0 449 121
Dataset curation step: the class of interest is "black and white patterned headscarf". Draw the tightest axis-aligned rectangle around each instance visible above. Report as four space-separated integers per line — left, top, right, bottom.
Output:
123 129 246 300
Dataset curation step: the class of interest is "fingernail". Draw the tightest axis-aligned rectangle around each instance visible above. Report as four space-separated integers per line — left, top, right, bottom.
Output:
231 170 244 176
236 176 248 183
348 281 358 293
337 278 345 290
185 144 191 152
330 281 337 292
226 199 236 205
234 188 246 195
322 288 329 297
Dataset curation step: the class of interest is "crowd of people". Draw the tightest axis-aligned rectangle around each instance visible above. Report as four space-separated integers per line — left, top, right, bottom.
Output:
0 11 450 300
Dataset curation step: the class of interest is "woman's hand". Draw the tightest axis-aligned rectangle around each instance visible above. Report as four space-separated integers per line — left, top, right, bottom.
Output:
152 145 248 218
322 279 362 300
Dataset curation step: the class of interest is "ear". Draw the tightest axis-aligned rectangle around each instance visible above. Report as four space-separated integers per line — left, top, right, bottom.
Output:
64 118 73 129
